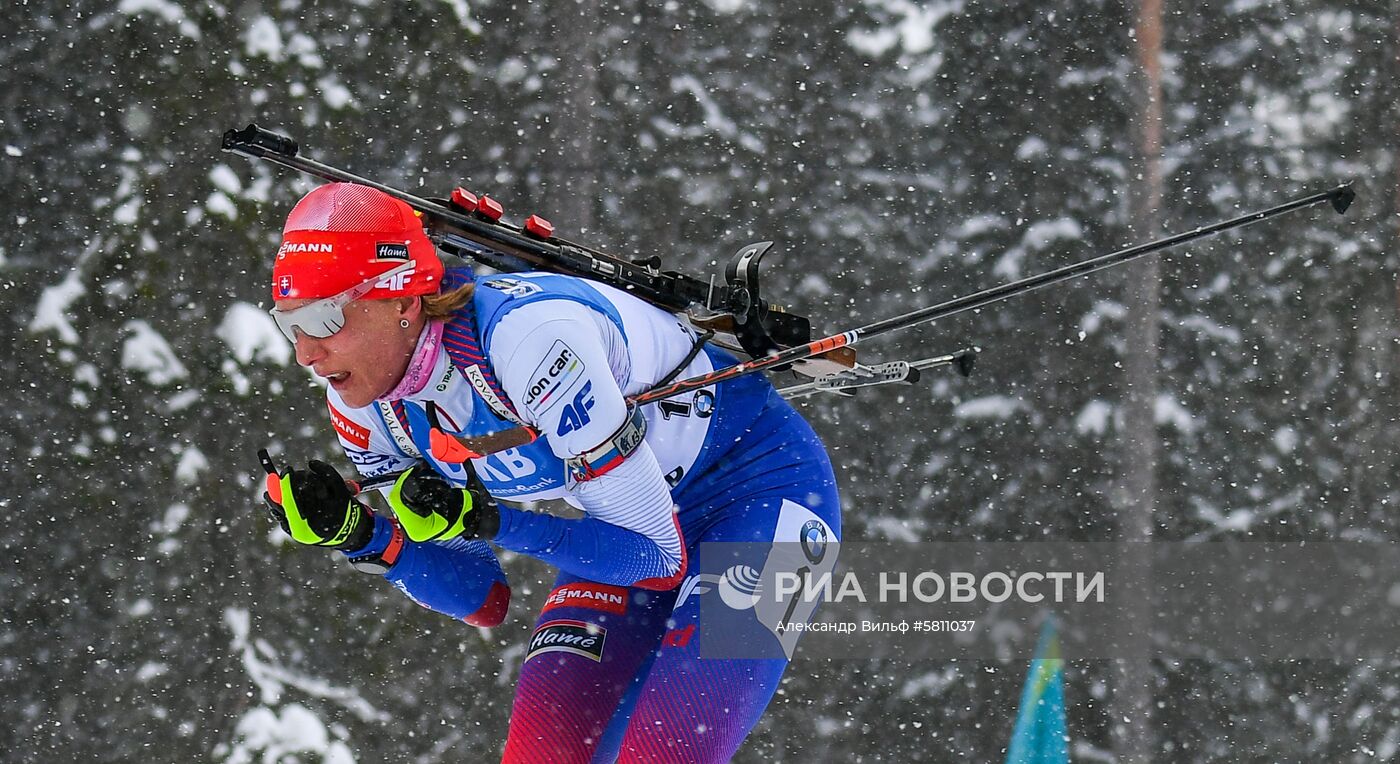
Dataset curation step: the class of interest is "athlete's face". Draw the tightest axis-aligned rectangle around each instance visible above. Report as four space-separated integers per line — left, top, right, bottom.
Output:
278 296 422 408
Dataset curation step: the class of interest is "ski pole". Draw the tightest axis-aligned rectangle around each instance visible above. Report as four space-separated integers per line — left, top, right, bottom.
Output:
258 448 366 494
630 184 1354 406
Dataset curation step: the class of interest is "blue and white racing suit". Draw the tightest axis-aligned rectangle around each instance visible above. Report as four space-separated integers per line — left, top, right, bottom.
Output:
329 268 841 763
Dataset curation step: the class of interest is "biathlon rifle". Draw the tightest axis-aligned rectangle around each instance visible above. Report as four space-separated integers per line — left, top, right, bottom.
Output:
221 123 871 379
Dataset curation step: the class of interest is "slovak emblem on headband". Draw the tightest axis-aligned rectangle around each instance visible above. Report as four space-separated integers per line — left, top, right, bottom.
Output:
278 275 293 297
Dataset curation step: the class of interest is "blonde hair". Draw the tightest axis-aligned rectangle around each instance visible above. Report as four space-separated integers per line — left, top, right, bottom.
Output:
422 282 475 319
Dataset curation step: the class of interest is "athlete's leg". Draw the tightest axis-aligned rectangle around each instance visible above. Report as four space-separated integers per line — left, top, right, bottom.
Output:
617 490 842 763
505 390 841 763
500 575 678 764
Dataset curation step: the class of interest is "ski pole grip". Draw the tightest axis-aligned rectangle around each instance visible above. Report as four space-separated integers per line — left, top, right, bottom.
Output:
222 124 299 158
257 448 279 476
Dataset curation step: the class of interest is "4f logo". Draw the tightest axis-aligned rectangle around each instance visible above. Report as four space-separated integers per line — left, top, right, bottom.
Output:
376 266 416 291
557 381 595 436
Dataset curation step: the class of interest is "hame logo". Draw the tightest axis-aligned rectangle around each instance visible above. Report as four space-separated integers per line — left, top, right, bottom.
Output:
525 620 606 662
375 242 410 261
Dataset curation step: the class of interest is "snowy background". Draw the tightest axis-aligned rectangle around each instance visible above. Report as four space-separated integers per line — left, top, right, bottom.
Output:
3 0 1396 761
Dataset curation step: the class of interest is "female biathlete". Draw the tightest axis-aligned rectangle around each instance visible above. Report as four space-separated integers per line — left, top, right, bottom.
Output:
258 182 841 763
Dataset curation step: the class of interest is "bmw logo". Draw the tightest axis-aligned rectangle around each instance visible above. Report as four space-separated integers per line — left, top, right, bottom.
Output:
693 390 716 418
799 519 828 564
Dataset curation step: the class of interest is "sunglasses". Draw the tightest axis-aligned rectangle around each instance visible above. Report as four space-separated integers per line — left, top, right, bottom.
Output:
269 262 415 342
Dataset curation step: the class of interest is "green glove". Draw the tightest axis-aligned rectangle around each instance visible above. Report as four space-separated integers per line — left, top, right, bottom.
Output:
388 465 498 543
262 458 375 551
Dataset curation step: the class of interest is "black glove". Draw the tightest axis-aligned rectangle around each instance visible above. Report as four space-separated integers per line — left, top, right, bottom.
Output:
261 454 375 551
388 465 499 542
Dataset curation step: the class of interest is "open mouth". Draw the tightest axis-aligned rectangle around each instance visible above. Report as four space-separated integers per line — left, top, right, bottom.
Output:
324 371 351 386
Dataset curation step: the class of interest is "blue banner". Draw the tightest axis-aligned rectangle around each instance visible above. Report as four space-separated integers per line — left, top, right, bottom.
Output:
1005 618 1069 764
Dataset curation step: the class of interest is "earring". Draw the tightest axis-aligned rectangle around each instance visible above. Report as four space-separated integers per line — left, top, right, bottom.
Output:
400 319 410 329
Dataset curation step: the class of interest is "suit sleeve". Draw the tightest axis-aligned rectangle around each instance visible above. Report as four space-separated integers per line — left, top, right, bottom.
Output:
325 394 510 625
342 516 510 627
484 300 686 590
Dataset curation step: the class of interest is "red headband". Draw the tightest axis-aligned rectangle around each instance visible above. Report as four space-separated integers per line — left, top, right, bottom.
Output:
272 183 443 300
